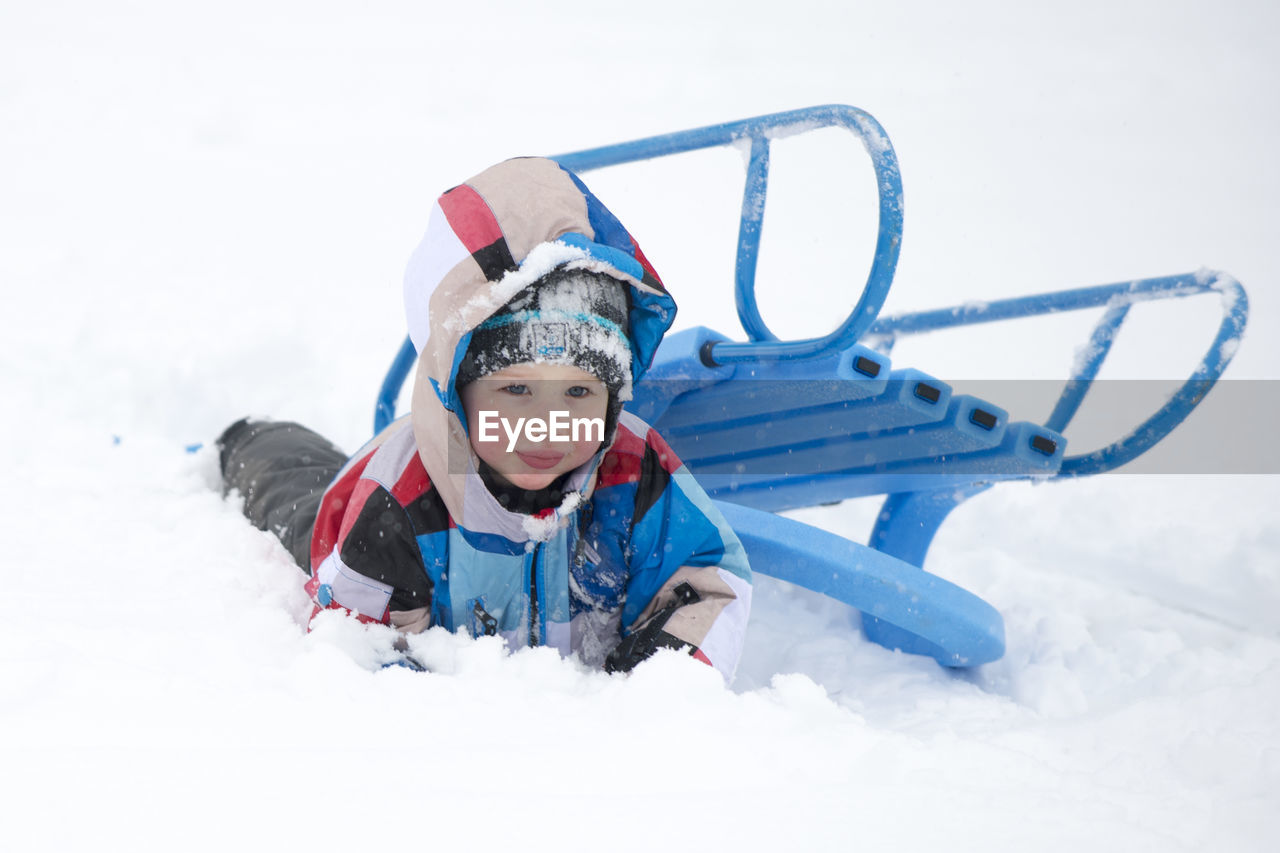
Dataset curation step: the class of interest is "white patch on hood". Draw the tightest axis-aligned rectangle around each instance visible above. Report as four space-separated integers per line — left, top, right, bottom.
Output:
521 491 583 544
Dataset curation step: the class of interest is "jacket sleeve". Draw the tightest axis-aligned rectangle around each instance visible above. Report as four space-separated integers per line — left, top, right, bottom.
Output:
306 476 436 632
606 429 752 680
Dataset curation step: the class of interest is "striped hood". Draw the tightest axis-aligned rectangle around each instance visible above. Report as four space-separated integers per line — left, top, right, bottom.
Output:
403 157 677 541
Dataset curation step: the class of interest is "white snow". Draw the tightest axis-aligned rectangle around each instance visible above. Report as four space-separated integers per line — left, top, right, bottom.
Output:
3 1 1278 851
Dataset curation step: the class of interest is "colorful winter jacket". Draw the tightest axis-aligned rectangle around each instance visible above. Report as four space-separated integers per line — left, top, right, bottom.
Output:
304 158 752 678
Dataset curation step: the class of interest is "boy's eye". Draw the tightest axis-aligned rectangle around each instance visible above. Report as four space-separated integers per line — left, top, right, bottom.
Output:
500 384 530 396
565 385 592 398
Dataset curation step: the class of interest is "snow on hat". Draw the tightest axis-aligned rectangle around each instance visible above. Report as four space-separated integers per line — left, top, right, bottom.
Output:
455 267 632 392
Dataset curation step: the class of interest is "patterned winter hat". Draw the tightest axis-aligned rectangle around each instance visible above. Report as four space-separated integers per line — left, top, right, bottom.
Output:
455 267 632 392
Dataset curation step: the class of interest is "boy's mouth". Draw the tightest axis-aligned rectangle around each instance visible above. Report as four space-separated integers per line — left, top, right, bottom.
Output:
515 450 565 470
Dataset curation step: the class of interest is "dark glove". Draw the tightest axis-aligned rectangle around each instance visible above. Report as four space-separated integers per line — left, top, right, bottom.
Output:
604 582 701 673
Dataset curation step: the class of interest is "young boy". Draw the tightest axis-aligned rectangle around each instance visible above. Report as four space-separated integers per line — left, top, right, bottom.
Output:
219 157 752 678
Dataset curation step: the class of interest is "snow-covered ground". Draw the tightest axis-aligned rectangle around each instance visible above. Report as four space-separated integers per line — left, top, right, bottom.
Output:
3 1 1277 850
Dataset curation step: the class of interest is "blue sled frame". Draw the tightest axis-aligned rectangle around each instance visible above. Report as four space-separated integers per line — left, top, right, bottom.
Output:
375 105 1249 668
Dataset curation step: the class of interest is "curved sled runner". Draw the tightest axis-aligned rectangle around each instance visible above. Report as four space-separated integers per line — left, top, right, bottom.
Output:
716 501 1005 666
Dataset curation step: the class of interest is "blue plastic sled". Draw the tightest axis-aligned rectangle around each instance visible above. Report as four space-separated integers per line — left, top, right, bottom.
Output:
376 105 1249 667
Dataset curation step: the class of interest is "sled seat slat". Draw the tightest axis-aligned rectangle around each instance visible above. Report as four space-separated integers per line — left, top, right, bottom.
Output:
693 420 1066 511
634 326 1067 511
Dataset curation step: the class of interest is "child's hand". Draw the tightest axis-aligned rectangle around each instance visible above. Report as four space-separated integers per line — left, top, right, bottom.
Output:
604 584 703 673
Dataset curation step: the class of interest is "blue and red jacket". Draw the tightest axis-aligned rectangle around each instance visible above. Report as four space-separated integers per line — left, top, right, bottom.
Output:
305 410 751 677
304 157 751 678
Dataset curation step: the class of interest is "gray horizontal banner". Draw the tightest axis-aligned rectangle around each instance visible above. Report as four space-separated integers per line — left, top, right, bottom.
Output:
447 379 1280 477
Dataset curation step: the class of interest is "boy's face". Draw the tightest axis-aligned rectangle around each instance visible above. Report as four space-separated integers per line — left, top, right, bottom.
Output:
460 363 610 492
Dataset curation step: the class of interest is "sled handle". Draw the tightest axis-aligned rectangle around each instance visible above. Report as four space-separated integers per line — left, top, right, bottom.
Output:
375 105 905 433
863 271 1250 477
554 104 905 365
376 335 418 434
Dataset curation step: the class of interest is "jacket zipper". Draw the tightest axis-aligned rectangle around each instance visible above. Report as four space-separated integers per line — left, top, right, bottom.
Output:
528 545 540 647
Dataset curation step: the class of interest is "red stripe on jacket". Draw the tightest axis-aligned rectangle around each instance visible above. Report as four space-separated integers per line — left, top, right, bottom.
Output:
644 426 684 476
309 452 374 571
597 427 645 489
390 451 431 505
630 237 663 288
439 185 504 255
596 420 683 491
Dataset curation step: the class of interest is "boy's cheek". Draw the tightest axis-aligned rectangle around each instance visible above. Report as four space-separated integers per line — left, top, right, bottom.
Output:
561 395 609 425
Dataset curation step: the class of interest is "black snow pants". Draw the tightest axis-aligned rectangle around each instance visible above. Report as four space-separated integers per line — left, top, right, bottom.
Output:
216 419 348 571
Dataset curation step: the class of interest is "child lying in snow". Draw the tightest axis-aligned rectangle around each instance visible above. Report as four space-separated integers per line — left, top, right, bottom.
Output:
218 157 752 678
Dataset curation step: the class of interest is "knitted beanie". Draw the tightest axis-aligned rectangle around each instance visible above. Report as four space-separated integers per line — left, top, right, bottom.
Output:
456 267 632 393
